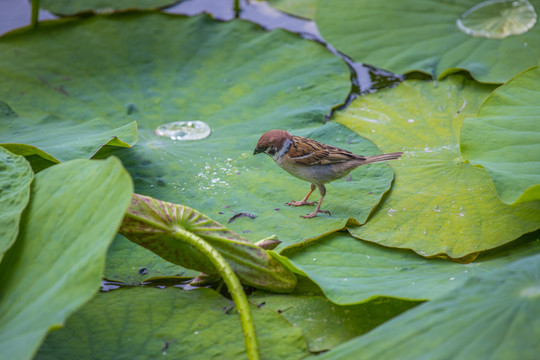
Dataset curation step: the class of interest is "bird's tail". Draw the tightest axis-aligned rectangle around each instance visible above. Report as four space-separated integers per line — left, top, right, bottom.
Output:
362 152 403 164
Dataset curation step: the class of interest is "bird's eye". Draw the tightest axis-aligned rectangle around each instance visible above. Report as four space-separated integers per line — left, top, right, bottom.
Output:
266 147 277 155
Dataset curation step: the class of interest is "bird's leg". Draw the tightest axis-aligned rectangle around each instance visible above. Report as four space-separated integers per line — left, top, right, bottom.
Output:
286 183 318 207
302 185 331 218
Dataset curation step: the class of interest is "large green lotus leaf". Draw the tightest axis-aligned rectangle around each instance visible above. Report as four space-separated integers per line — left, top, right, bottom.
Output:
461 66 540 204
119 193 297 293
0 13 395 254
267 0 317 19
249 276 419 352
103 121 395 282
280 230 540 305
316 0 540 83
41 0 181 15
315 252 540 360
0 102 137 163
104 234 199 284
115 122 395 250
36 287 308 360
0 157 133 360
336 75 540 259
0 147 32 262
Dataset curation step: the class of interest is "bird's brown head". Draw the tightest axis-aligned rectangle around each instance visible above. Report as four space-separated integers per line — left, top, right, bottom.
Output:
253 130 292 156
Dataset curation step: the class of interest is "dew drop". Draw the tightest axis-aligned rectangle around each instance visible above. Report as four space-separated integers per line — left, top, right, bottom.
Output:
520 285 540 298
154 120 211 140
456 0 537 39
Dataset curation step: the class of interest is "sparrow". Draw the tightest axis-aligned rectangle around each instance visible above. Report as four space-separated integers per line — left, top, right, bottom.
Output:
253 130 403 218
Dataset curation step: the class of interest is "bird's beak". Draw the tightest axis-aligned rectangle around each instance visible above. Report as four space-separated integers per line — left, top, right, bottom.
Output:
253 147 262 155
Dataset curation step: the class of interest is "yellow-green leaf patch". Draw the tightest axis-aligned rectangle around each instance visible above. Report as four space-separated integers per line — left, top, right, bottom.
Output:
336 75 540 259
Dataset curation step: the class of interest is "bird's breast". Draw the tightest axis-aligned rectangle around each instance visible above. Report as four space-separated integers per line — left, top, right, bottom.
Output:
275 156 355 185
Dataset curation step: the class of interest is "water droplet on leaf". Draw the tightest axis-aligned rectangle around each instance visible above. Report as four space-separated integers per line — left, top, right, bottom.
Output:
154 120 211 140
456 0 537 39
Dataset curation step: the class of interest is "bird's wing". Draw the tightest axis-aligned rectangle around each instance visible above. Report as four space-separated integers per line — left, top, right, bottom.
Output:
288 136 365 165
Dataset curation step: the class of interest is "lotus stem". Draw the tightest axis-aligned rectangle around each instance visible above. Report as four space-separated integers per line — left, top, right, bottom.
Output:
31 0 40 29
175 227 259 360
234 0 241 17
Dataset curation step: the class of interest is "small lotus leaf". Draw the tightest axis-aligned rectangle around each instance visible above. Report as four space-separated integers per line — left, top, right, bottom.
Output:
0 147 32 261
336 75 540 259
316 252 540 360
461 66 540 204
0 157 133 360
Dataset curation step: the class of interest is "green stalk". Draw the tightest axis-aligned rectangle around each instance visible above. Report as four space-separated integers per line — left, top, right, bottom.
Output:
175 227 259 360
31 0 40 29
234 0 241 17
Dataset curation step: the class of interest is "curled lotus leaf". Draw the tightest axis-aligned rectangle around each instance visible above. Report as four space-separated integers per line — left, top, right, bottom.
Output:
120 194 297 293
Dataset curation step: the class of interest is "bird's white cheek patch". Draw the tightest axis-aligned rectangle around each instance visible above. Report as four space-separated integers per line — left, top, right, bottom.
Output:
273 138 292 160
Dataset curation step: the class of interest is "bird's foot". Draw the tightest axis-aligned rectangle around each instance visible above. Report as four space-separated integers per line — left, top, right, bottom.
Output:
301 209 331 218
286 200 317 207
